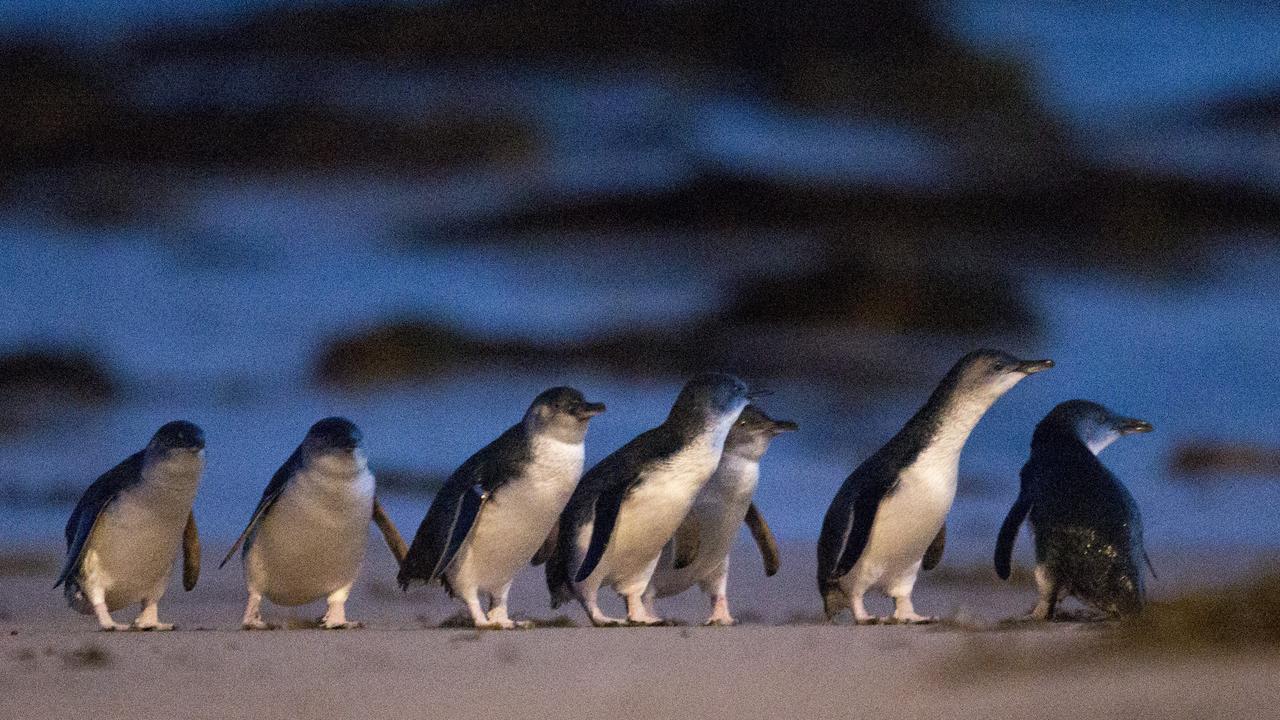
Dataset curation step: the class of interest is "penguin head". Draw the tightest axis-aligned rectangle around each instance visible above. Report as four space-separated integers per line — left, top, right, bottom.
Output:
666 372 752 430
945 349 1054 402
148 420 206 454
302 417 363 455
526 386 606 441
1037 400 1154 455
724 405 797 460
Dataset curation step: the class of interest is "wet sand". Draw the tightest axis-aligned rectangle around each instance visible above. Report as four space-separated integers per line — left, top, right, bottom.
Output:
1 541 1276 720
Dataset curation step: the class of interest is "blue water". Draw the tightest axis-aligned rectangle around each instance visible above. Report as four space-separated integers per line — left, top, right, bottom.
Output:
3 207 1279 566
2 1 1278 564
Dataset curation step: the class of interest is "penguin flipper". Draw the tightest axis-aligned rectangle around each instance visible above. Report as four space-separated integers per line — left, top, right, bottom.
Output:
220 447 304 568
398 478 487 589
372 497 408 567
994 494 1032 580
921 523 945 571
827 473 895 581
744 502 780 577
182 512 200 591
574 490 625 583
55 451 146 589
531 520 558 566
672 522 700 570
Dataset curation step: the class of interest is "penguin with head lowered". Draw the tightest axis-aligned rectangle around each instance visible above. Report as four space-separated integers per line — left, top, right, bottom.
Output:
220 417 406 630
817 350 1053 624
544 373 752 626
397 387 605 629
644 405 795 625
995 400 1155 619
55 421 205 631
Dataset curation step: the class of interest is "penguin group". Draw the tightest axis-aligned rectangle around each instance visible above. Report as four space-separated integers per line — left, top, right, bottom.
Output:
54 350 1158 631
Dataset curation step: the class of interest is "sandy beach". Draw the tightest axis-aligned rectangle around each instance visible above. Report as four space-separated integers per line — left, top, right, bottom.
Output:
2 540 1276 720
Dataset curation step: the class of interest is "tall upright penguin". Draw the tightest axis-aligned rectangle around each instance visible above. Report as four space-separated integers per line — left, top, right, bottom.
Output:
645 405 795 625
995 400 1155 619
817 350 1053 623
397 387 605 629
545 373 751 626
55 421 205 631
221 417 405 630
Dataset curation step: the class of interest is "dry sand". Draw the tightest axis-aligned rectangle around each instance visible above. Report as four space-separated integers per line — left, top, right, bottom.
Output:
1 540 1276 720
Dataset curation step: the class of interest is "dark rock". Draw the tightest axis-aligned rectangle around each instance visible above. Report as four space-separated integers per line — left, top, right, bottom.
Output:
1169 441 1280 479
131 1 1048 133
314 321 517 389
374 466 447 497
722 256 1035 335
1199 88 1280 131
0 349 116 405
0 349 117 436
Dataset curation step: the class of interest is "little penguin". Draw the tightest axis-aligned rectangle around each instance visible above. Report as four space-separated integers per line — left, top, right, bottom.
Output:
644 405 795 625
55 420 205 631
817 350 1053 624
994 399 1156 619
220 417 406 630
397 387 605 629
545 372 753 626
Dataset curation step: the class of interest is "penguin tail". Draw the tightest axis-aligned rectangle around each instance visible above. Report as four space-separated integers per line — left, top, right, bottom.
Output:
395 565 426 592
64 581 93 615
545 548 573 609
820 579 848 621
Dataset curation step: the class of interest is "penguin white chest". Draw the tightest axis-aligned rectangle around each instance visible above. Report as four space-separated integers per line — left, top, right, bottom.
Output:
451 437 584 594
596 441 725 587
650 456 759 596
84 459 201 611
247 461 375 606
850 451 957 589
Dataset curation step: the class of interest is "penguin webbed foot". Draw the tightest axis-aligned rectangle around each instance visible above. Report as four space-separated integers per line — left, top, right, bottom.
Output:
131 621 176 631
241 620 278 631
889 613 937 625
98 622 131 632
474 619 534 631
625 617 676 627
319 618 365 630
704 617 738 627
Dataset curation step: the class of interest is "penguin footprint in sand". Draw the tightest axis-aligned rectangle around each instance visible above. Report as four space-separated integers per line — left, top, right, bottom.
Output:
995 400 1156 620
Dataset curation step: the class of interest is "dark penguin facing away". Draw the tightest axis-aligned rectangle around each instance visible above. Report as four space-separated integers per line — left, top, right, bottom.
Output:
817 350 1053 624
397 387 605 629
995 400 1156 619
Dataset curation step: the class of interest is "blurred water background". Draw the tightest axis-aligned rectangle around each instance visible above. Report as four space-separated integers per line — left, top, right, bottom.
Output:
1 1 1278 569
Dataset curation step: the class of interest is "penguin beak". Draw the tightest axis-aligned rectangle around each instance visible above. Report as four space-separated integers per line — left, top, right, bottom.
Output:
1015 359 1055 374
770 419 799 434
1117 418 1154 434
572 401 607 420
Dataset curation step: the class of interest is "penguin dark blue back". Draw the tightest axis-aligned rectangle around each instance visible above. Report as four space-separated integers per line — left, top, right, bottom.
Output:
995 400 1155 619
